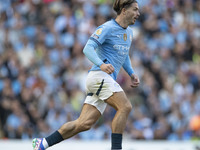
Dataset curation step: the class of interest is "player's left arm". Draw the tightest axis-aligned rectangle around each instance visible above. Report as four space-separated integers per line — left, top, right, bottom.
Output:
122 55 140 88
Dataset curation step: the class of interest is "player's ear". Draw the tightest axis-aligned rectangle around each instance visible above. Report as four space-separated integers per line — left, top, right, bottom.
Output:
121 8 126 15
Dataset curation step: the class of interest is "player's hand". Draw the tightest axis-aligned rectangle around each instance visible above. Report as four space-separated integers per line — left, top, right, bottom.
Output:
130 74 140 88
100 63 114 74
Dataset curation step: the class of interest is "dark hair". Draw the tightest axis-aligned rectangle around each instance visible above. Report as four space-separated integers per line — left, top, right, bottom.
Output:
113 0 137 15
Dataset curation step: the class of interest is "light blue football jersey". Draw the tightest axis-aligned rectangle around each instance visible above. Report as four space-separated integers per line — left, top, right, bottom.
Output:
89 19 133 80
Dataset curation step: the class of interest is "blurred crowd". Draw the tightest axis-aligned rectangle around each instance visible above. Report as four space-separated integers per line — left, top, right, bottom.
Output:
0 0 200 141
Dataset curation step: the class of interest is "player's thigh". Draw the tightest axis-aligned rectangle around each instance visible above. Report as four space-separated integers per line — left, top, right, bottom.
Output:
78 104 101 125
105 91 132 111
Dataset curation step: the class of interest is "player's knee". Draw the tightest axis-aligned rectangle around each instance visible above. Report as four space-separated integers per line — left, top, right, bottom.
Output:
120 102 132 114
126 103 132 113
77 119 94 131
82 123 92 131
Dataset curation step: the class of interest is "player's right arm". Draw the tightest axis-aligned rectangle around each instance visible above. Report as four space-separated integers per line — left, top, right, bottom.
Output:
83 39 114 74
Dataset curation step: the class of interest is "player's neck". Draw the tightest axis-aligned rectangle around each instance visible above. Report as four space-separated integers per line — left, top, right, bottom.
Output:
115 16 128 29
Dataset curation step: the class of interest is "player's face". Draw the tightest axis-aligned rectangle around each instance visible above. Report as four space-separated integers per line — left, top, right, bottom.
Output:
125 3 140 25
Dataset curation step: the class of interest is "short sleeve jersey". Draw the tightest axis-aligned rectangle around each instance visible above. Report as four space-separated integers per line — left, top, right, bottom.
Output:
89 19 133 80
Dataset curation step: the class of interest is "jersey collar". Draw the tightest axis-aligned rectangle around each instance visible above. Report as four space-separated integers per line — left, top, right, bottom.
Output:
112 19 127 29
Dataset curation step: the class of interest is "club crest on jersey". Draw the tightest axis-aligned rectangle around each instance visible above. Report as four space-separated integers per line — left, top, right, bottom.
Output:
96 28 103 35
123 33 127 41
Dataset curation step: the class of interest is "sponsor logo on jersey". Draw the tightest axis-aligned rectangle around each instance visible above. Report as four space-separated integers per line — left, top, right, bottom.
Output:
113 45 130 51
113 45 129 55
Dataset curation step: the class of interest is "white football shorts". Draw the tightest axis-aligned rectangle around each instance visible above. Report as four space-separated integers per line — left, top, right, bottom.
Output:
84 70 123 114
